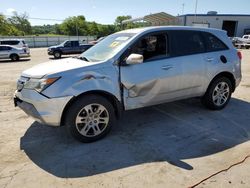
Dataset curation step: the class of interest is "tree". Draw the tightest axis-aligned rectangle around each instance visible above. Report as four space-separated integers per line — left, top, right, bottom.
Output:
0 14 22 35
115 15 132 30
8 12 32 35
60 15 88 36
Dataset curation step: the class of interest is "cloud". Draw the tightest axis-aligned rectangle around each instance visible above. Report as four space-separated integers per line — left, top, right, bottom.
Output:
6 8 16 14
92 5 96 9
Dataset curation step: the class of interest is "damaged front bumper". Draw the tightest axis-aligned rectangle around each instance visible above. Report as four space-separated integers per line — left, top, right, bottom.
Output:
14 89 73 126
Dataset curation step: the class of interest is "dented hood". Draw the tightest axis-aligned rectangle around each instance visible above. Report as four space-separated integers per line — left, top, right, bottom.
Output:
22 58 100 78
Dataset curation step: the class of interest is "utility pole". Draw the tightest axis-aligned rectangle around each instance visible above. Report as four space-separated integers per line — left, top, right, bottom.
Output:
194 0 198 23
76 22 79 40
182 3 185 15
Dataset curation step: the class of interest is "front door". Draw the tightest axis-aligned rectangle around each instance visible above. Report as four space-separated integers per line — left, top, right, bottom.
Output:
120 30 207 110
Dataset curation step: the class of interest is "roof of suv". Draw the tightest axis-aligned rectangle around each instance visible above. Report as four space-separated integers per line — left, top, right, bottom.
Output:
119 26 226 34
0 39 24 41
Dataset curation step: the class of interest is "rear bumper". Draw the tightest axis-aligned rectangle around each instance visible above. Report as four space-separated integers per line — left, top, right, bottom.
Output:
14 89 73 126
19 53 30 58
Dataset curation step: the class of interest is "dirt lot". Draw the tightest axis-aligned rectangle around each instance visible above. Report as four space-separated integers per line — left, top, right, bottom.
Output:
0 48 250 188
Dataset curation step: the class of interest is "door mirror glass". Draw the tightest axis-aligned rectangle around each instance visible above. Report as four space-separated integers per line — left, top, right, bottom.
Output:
126 54 143 65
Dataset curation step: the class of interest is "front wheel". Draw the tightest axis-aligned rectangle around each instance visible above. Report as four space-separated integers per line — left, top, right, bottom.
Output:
53 51 61 59
65 95 116 143
202 77 233 110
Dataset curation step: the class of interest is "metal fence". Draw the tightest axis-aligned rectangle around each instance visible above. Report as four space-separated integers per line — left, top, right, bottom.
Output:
0 36 96 48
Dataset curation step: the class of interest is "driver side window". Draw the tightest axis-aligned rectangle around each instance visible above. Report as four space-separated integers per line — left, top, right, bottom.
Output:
130 33 168 62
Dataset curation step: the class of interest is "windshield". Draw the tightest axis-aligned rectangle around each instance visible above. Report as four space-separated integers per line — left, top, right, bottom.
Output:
80 33 135 62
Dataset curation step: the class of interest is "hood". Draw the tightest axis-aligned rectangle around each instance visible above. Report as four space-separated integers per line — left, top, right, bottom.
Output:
49 45 62 49
22 58 100 78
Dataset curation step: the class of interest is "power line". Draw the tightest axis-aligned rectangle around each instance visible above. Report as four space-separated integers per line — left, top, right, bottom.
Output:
2 14 64 22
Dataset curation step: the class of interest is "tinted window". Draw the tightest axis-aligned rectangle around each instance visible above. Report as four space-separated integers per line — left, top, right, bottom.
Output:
170 30 205 56
0 40 19 45
130 33 168 61
64 41 71 47
202 32 228 52
0 46 12 51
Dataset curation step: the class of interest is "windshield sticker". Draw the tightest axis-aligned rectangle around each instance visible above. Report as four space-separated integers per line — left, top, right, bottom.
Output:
110 41 120 48
115 36 129 41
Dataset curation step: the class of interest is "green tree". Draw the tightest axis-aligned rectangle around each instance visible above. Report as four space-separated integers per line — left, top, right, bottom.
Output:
0 14 22 35
8 12 32 35
60 15 88 36
115 15 132 30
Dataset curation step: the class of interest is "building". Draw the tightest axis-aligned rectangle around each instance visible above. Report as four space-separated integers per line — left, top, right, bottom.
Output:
178 12 250 37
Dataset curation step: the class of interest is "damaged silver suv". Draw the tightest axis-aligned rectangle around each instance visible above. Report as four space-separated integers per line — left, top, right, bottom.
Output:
14 26 242 142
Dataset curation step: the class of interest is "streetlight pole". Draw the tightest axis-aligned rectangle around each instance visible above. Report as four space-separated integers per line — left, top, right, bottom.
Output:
194 0 198 23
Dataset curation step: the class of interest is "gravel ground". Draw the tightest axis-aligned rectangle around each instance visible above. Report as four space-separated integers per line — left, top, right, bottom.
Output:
0 48 250 188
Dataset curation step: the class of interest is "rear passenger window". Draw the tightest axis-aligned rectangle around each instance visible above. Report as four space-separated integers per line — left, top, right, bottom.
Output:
202 32 228 52
170 30 205 56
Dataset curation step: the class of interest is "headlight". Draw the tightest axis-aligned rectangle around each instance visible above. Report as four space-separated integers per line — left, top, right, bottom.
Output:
24 77 60 92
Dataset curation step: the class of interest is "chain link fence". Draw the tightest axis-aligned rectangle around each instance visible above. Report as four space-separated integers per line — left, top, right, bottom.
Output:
0 36 96 48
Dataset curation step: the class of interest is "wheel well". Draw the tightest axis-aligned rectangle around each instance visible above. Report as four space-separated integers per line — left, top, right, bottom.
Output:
210 72 236 92
9 53 18 58
60 91 123 126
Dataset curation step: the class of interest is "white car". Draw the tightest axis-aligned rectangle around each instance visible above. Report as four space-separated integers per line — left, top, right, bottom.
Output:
0 39 30 53
0 45 30 61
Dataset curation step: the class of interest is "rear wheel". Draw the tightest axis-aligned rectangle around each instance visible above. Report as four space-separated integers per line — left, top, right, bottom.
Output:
10 54 19 61
202 77 233 110
65 95 116 143
53 51 61 59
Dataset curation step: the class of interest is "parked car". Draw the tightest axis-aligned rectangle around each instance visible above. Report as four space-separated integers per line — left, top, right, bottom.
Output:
14 26 242 143
233 35 250 49
48 40 93 59
0 45 30 61
0 39 30 53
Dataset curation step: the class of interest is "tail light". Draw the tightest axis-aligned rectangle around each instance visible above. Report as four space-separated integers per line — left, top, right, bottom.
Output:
237 51 242 60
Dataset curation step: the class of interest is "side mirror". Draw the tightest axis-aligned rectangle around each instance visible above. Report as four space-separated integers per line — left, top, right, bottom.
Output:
126 54 143 65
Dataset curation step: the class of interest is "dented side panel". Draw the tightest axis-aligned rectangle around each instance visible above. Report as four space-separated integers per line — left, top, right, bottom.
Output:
121 54 208 110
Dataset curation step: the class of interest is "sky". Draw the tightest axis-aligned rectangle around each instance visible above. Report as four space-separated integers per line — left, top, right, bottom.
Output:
1 0 250 25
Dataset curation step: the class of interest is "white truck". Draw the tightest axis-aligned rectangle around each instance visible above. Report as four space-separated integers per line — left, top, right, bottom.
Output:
234 35 250 49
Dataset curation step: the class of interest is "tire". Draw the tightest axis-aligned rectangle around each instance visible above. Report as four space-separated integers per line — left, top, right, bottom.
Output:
10 54 19 61
53 51 61 59
201 77 233 110
65 94 116 143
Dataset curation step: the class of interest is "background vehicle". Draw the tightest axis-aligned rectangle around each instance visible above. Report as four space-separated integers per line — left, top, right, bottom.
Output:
15 27 242 143
233 35 250 49
89 37 105 45
48 40 93 59
0 45 30 61
0 39 30 53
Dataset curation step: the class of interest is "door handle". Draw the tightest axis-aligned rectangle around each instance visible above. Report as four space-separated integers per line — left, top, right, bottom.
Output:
162 65 173 70
206 57 214 62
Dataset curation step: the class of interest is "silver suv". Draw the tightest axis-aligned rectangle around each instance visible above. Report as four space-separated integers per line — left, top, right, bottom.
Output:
14 26 242 142
0 39 30 53
0 45 30 61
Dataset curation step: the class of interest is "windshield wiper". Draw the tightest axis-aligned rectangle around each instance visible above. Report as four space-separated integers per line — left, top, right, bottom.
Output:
76 56 90 62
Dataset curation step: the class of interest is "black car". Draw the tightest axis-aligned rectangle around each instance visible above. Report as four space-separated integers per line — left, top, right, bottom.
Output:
48 40 93 59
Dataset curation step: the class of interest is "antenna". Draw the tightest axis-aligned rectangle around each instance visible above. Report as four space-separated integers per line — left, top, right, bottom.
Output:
182 3 185 15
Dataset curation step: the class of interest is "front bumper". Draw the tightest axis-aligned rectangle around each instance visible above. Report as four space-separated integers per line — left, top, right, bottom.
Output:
14 89 73 126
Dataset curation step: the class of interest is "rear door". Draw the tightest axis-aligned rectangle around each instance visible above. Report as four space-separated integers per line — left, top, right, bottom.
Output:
0 46 10 59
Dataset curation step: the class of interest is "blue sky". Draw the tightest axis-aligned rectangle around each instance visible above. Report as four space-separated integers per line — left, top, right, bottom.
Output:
1 0 250 25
